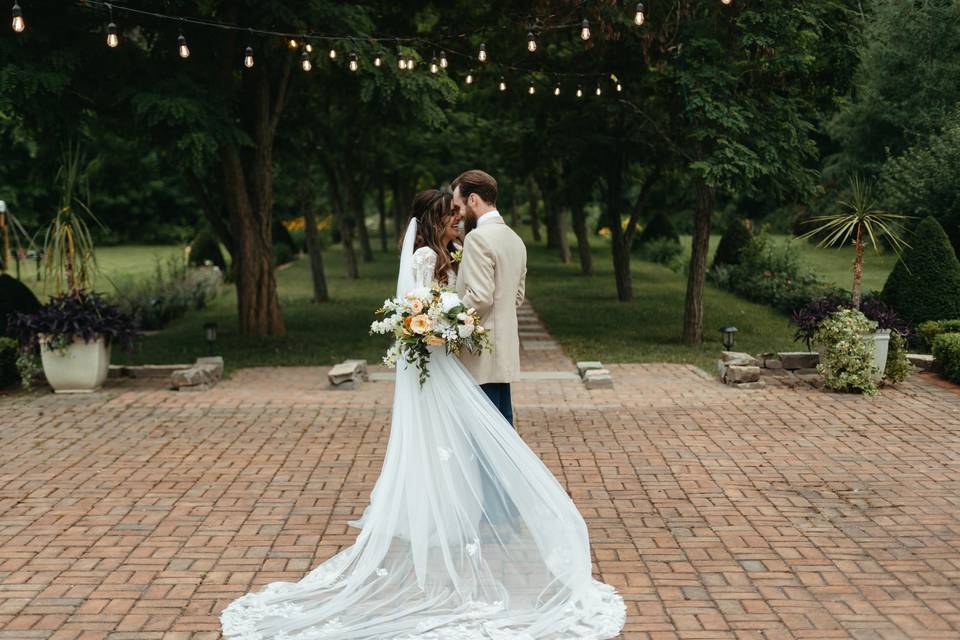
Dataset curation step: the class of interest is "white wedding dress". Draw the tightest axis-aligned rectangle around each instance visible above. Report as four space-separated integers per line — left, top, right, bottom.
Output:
220 220 625 639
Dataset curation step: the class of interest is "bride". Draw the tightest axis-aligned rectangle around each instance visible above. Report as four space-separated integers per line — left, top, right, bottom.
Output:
220 190 625 639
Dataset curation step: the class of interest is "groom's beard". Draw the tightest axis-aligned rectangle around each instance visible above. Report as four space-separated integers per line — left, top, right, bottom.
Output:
463 204 479 235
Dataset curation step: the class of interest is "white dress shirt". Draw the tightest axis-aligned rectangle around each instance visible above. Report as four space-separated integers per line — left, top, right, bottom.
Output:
477 209 502 227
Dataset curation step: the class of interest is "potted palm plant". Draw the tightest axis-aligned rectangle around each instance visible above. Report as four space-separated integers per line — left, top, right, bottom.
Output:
10 143 139 392
798 176 910 381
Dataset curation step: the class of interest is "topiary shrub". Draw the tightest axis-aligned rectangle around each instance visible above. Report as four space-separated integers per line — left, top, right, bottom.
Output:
0 274 41 337
634 213 680 250
188 230 227 271
932 333 960 384
712 218 753 270
882 216 960 326
916 319 960 352
0 336 18 388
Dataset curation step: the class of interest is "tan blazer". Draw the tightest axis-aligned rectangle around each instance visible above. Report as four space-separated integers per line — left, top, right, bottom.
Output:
456 218 527 385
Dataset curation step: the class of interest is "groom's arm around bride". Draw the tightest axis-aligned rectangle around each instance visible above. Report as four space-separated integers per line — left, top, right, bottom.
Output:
451 170 527 427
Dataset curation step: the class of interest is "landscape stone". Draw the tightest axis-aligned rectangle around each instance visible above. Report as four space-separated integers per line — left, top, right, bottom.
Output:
577 361 604 377
794 368 820 376
583 370 613 390
733 381 767 390
763 358 783 370
343 359 369 381
329 361 364 385
907 354 936 371
196 356 224 377
170 363 220 389
721 351 759 366
778 352 820 370
724 365 761 384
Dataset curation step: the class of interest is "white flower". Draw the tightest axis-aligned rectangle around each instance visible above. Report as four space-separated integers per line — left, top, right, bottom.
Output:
475 326 486 334
457 312 469 322
406 287 431 303
458 324 475 338
440 291 461 313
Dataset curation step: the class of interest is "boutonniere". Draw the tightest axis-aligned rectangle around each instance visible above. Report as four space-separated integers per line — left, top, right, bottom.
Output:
451 248 463 264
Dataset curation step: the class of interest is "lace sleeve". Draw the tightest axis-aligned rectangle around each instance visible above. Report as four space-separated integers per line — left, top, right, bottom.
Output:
411 247 438 289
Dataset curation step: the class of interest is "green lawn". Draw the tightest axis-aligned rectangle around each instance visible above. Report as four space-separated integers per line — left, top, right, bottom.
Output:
33 230 900 373
23 245 183 296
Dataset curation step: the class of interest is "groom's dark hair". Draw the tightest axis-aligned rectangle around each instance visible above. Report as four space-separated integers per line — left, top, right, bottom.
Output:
452 170 497 206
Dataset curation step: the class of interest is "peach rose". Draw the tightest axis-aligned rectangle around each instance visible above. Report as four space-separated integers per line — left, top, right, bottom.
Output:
425 335 444 346
410 300 424 315
409 314 433 335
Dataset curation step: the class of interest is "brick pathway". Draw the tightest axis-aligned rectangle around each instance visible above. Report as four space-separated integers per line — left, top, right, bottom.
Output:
2 307 960 638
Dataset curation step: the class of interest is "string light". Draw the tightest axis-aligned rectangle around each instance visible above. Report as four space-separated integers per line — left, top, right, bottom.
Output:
349 52 359 72
478 43 487 63
329 47 337 60
397 44 405 70
177 32 190 59
243 46 254 68
11 1 23 32
722 0 732 4
595 83 602 96
301 50 312 71
439 50 448 68
528 82 535 95
634 3 645 26
373 51 383 67
465 73 474 85
576 85 583 98
430 55 439 74
553 83 561 96
304 43 313 53
499 76 506 91
287 38 298 49
406 52 416 70
616 81 623 92
580 18 591 41
527 31 537 53
106 22 118 48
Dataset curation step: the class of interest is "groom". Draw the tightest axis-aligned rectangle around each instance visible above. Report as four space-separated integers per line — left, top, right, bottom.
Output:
452 170 527 427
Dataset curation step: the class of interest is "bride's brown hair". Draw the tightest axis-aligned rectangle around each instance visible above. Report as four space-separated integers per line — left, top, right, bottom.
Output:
408 189 457 285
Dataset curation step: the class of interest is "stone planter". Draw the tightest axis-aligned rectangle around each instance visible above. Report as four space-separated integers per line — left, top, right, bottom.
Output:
817 329 891 384
38 334 111 393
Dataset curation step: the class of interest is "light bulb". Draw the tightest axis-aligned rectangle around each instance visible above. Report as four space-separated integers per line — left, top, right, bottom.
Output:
329 48 337 60
580 19 591 41
397 49 405 70
243 46 254 68
178 33 190 59
465 73 474 85
478 43 487 63
11 1 23 32
528 83 535 95
407 55 415 70
576 85 583 98
349 53 358 72
554 84 560 96
374 53 382 67
440 51 448 68
616 82 623 92
499 77 506 92
301 51 312 71
595 84 602 96
106 22 118 48
288 39 298 49
634 3 645 26
527 32 537 53
305 43 313 53
722 0 732 4
430 57 439 74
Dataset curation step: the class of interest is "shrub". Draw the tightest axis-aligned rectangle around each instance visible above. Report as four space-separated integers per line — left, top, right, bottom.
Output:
188 230 227 271
792 294 908 351
634 213 680 249
916 319 960 352
0 336 18 388
9 291 141 354
932 333 960 384
636 237 685 268
709 235 833 315
815 308 879 396
273 241 295 266
0 274 41 336
882 216 960 326
712 218 753 270
113 256 222 331
884 330 911 385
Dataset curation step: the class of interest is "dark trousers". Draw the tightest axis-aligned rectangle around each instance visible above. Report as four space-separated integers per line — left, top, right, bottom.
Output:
481 383 514 427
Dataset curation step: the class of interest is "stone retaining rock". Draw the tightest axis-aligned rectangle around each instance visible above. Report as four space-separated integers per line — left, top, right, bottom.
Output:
721 351 759 367
778 352 820 370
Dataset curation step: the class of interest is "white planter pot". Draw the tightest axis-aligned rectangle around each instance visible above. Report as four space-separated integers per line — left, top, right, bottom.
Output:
38 334 112 393
864 329 891 383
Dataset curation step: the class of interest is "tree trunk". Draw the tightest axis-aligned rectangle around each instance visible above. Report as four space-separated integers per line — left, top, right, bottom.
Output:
682 179 715 346
300 183 329 303
852 223 864 310
510 193 519 227
322 161 359 279
527 177 542 243
571 200 593 275
349 179 373 262
606 160 633 301
544 194 571 263
377 183 389 253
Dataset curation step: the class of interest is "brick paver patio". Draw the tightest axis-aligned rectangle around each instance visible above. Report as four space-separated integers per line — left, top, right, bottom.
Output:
2 313 960 638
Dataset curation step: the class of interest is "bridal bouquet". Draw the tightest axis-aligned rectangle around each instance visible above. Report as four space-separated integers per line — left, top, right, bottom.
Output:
371 284 491 385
